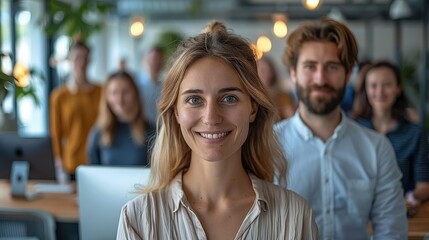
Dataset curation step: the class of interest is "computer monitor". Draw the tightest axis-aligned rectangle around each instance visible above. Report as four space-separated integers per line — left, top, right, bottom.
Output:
77 165 151 240
0 133 56 180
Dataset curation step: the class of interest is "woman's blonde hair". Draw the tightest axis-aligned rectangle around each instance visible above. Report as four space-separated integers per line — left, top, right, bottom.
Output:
144 21 287 192
96 71 146 146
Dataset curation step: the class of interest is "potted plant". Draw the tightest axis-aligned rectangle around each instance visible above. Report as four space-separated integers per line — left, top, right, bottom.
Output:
41 0 111 42
0 58 45 131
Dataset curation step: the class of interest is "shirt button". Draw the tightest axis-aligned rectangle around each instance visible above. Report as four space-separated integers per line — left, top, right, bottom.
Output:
325 178 329 183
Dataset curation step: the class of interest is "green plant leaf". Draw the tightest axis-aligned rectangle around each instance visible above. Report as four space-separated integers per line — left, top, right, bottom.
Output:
0 71 14 83
49 0 71 12
43 0 111 40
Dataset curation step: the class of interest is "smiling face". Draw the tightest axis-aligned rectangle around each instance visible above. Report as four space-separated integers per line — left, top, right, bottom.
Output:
106 77 138 122
291 41 349 115
175 57 257 164
365 66 401 114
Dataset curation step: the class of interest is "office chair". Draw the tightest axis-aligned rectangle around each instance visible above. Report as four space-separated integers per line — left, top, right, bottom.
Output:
0 209 56 240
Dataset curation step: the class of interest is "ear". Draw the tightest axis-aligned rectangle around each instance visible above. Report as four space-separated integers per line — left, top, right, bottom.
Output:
249 100 258 123
290 68 297 83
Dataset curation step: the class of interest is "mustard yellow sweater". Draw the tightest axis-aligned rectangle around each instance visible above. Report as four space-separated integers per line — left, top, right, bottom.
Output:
50 85 101 174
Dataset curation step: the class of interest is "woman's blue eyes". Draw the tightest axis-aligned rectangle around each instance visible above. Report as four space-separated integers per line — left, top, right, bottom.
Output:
187 97 202 105
185 95 238 105
223 95 238 103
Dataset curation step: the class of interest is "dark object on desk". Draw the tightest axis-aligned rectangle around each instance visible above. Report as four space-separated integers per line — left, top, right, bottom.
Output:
0 209 56 240
0 133 56 180
10 161 41 200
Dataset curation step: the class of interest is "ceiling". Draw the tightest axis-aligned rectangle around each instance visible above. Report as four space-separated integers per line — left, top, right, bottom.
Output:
98 0 427 21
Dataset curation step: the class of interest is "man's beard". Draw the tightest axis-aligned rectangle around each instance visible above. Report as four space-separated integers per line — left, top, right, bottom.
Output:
296 82 345 115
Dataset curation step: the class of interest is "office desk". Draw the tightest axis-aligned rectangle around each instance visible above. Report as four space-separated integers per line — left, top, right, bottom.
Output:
1 180 428 238
0 180 78 223
408 201 429 239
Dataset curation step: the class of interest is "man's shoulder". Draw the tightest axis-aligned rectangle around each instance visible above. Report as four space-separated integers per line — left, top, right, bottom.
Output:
274 116 295 132
50 85 71 100
344 118 391 147
345 117 384 138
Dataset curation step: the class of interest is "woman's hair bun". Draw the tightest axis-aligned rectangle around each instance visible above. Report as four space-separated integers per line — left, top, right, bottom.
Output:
201 21 227 34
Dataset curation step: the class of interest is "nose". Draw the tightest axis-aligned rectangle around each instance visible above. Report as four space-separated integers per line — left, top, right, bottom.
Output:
313 66 328 85
114 92 125 106
371 84 383 97
201 101 222 125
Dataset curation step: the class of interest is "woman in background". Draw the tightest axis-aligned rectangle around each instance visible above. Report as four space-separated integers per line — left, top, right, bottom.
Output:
116 21 318 239
87 71 155 166
353 61 429 216
257 56 296 121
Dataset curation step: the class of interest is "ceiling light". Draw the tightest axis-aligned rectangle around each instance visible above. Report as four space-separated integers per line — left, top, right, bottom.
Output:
302 0 322 11
13 62 31 88
256 35 272 53
389 0 412 20
130 17 144 37
273 20 288 38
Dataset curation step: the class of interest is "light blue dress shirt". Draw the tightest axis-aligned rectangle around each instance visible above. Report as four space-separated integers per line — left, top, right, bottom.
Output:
275 112 407 240
137 72 162 126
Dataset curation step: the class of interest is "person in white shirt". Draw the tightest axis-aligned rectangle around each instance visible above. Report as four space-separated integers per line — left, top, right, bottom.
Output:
137 47 164 126
275 18 407 240
116 21 319 240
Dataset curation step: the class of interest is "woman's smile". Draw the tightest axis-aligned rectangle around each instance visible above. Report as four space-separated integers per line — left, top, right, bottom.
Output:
197 131 232 140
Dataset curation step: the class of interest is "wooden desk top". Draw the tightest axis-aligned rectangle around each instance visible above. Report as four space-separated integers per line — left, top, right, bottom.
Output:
1 179 428 236
408 201 429 239
0 180 79 223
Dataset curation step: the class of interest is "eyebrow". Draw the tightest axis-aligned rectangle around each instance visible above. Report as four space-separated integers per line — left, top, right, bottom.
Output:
181 87 244 95
302 60 342 66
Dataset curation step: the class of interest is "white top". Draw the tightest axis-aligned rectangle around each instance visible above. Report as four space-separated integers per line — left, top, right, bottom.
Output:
137 73 162 126
275 112 407 240
116 172 319 240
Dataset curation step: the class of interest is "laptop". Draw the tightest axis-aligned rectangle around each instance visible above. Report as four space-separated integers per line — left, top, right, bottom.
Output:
76 165 151 240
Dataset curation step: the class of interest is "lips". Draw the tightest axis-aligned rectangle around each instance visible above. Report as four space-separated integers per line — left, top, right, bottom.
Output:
198 131 231 139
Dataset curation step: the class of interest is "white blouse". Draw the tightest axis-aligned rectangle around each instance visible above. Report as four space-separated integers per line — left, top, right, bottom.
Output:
116 172 319 240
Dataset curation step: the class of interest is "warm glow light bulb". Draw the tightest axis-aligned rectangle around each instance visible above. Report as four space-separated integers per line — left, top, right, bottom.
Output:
130 19 144 37
302 0 322 10
13 62 30 87
256 35 272 53
273 20 288 38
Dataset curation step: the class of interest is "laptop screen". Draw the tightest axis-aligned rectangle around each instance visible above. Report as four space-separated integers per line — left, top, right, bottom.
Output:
76 165 151 240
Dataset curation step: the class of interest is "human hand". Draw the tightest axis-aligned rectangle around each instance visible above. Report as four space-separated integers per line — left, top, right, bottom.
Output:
406 191 421 217
54 157 69 185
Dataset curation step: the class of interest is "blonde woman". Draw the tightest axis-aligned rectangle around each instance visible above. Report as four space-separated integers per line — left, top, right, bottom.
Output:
87 71 155 166
116 22 318 239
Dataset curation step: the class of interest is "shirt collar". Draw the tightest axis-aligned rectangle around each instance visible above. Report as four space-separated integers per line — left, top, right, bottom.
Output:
170 172 185 213
66 77 94 94
170 171 268 213
248 174 268 212
291 110 348 141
